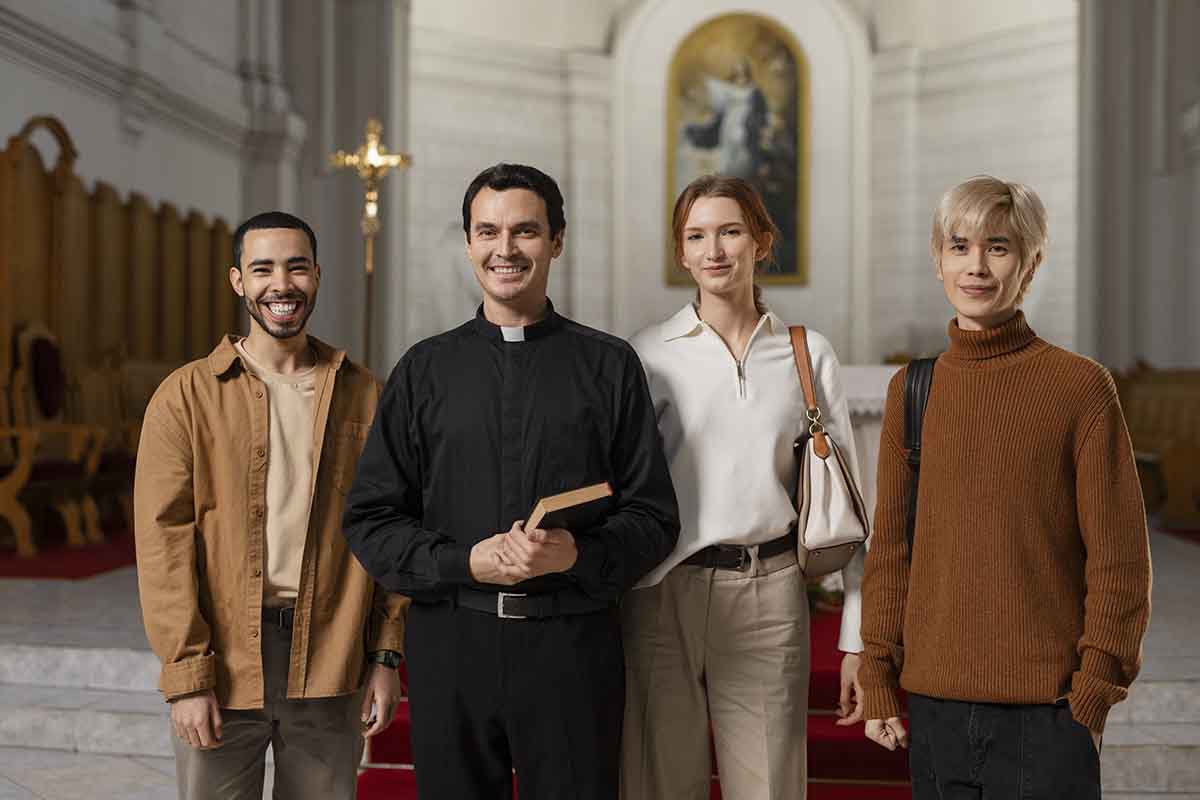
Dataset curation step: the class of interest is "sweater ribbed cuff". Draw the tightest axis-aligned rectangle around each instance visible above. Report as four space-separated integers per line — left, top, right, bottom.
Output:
1068 651 1129 734
861 686 904 722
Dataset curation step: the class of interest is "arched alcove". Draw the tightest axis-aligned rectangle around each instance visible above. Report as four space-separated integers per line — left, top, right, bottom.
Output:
612 0 872 361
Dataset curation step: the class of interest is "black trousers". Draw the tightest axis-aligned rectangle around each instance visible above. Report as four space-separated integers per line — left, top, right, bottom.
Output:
404 600 624 800
908 693 1102 800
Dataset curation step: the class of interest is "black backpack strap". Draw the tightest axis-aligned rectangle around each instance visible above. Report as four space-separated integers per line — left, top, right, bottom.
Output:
903 358 936 561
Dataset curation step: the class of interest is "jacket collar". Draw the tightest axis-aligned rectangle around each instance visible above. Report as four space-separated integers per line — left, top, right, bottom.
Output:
661 303 782 342
208 334 346 377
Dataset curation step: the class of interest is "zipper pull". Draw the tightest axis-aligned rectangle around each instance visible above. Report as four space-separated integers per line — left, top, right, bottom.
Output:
737 361 746 397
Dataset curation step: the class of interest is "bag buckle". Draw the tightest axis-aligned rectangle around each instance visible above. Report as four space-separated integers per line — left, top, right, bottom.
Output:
497 592 528 619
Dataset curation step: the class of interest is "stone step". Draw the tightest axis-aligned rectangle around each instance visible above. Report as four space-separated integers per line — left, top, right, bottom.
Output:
1110 680 1200 725
1102 722 1200 794
0 643 159 693
2 678 1194 796
0 683 170 758
4 638 1196 724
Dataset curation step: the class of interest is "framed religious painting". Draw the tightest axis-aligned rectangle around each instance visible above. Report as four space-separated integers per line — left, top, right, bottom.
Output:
665 13 811 286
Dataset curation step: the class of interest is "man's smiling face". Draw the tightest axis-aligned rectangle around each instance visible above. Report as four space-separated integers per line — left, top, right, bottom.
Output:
465 187 562 308
230 228 320 340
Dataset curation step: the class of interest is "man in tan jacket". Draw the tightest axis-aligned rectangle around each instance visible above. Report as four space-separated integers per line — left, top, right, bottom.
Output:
135 211 408 799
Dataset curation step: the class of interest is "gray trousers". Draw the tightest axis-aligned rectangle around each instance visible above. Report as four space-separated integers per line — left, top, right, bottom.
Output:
172 615 364 800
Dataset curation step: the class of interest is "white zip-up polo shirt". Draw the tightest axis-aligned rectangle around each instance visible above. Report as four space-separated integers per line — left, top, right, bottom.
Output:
630 303 864 652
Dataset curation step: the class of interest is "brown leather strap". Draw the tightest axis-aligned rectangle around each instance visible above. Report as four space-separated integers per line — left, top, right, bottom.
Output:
789 326 830 458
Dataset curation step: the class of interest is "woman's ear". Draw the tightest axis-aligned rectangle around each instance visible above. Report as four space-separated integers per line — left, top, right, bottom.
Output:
755 231 775 262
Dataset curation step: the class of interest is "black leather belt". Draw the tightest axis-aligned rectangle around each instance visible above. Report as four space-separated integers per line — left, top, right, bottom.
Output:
681 529 797 571
456 587 612 620
263 606 295 629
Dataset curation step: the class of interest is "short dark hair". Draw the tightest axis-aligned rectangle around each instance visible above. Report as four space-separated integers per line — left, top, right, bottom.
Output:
232 211 318 268
462 163 566 239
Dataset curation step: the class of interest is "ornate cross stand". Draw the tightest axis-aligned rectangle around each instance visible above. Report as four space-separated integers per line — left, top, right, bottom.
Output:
330 119 411 367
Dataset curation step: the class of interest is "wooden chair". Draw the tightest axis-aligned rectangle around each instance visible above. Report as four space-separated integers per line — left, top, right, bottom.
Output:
69 351 141 532
1117 367 1200 529
0 322 105 556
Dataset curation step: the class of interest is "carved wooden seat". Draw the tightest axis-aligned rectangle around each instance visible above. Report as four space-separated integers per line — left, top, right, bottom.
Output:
0 323 104 556
71 356 141 531
1117 366 1200 529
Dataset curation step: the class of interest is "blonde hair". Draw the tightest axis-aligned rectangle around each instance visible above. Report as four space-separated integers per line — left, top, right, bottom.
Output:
931 175 1048 300
672 174 779 316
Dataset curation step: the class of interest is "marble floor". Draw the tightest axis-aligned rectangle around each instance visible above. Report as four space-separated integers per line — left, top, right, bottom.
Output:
0 530 1196 799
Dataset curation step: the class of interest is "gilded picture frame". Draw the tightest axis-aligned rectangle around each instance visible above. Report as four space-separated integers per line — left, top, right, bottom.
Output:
665 13 811 286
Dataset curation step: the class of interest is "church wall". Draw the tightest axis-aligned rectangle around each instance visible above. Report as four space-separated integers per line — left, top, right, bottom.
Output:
0 0 248 224
872 0 1076 52
870 16 1079 358
403 25 614 346
410 0 625 52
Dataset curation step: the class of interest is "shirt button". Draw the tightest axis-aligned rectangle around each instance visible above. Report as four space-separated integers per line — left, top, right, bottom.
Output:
252 568 262 577
249 629 259 639
256 448 265 457
255 507 264 518
256 390 263 398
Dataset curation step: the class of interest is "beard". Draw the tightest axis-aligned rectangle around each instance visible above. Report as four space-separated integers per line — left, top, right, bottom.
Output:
244 291 316 340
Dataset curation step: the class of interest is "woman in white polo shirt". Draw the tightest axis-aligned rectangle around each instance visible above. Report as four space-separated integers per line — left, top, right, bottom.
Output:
621 174 865 800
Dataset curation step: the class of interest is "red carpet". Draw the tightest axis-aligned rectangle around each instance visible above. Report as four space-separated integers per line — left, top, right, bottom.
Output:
0 531 136 579
358 610 911 798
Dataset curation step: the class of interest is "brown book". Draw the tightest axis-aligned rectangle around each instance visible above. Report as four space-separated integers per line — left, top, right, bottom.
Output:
526 482 613 531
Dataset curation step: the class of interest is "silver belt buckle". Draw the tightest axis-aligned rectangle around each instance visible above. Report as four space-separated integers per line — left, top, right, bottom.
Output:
497 592 528 619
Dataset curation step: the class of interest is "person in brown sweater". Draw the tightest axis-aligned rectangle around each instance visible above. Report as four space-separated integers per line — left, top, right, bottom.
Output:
859 176 1152 799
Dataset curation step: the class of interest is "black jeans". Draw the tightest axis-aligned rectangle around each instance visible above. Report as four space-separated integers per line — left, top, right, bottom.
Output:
908 693 1101 800
404 600 624 800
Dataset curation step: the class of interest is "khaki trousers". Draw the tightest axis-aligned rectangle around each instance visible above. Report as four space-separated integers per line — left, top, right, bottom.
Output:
621 547 810 800
172 615 364 800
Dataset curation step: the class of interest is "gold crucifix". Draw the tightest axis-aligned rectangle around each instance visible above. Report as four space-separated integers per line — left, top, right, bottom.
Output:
330 118 412 367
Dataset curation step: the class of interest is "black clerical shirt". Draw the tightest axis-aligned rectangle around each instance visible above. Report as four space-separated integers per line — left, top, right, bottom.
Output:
342 303 680 603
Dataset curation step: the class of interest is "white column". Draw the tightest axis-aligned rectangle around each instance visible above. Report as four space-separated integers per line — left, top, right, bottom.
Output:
283 0 406 370
1182 102 1200 365
116 0 166 144
241 0 307 216
1076 0 1144 369
565 52 614 330
380 0 412 373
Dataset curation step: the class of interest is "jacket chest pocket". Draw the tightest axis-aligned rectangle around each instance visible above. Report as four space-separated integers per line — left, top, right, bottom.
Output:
329 421 371 494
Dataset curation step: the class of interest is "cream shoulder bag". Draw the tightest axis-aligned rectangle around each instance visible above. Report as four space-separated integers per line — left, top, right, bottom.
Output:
788 326 869 577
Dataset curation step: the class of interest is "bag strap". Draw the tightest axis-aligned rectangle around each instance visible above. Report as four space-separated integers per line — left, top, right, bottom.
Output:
788 326 830 458
902 358 936 560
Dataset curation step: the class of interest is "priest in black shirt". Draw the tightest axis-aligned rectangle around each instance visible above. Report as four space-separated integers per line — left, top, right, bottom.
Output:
342 163 680 799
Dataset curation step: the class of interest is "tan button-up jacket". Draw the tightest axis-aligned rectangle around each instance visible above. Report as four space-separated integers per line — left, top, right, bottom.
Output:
134 335 409 709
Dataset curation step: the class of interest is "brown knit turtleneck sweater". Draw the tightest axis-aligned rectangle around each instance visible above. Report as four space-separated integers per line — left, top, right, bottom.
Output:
858 312 1152 733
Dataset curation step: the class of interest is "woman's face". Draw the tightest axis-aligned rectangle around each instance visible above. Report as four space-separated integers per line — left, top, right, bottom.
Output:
679 195 764 303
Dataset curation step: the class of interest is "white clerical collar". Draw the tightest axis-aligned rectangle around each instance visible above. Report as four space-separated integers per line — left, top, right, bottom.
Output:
500 326 526 343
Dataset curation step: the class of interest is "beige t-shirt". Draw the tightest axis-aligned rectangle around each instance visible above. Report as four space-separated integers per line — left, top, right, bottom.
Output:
235 341 317 607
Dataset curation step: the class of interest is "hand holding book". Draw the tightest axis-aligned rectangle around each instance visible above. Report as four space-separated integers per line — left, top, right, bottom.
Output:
469 483 614 585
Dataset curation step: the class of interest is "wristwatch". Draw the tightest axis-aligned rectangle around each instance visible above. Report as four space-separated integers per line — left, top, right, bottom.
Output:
367 649 402 669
